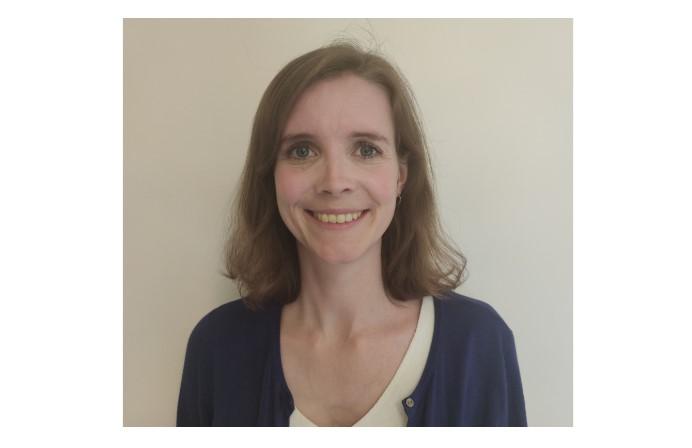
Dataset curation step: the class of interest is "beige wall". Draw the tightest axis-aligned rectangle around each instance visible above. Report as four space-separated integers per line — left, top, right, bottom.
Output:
124 19 572 426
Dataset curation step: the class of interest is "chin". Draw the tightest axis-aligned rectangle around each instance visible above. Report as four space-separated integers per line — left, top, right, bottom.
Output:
319 238 385 265
315 249 362 265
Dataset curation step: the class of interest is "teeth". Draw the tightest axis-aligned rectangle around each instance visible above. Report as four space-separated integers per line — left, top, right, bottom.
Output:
314 211 363 223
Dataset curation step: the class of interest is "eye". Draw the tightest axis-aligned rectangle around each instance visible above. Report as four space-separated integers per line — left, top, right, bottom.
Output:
287 144 315 160
357 142 381 159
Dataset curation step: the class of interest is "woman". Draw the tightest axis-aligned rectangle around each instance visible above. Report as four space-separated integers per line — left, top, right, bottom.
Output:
177 41 527 426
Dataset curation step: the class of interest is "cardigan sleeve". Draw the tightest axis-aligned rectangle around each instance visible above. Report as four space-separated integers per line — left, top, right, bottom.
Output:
496 326 528 426
176 320 213 426
459 314 528 426
452 298 528 426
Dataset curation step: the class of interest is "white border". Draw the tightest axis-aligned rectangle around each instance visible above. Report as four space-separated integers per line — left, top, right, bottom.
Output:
2 0 691 446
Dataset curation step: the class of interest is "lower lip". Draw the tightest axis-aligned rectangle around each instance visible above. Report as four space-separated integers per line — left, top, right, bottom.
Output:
305 209 369 230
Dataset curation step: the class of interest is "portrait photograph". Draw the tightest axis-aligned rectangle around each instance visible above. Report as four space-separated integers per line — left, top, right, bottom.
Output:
123 18 572 427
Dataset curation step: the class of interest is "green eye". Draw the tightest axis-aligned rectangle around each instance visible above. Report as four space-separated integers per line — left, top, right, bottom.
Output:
290 145 312 159
358 143 380 159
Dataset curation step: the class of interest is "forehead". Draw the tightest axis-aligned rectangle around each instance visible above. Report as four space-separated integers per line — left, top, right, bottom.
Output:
282 73 394 139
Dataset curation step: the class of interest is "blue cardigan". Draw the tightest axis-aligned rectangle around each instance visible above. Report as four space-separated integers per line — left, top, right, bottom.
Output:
177 290 527 426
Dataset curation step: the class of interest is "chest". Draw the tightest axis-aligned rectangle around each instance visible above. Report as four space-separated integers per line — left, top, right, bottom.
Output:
280 324 416 426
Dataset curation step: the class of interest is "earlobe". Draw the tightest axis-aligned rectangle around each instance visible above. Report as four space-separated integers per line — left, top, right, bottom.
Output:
398 163 408 193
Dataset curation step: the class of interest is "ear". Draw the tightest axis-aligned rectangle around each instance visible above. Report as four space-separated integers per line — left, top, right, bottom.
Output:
397 161 408 195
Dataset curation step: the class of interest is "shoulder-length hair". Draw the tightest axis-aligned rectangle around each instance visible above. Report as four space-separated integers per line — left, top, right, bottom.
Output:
225 40 466 311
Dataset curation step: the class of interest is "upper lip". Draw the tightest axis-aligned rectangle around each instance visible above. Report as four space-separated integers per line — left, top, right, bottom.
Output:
307 208 368 214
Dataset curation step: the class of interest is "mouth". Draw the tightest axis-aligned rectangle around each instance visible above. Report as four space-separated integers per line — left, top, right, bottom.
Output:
304 209 370 225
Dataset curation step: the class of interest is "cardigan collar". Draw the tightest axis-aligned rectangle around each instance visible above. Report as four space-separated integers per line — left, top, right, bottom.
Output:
258 296 443 426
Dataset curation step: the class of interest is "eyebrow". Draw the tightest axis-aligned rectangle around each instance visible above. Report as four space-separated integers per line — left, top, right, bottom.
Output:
280 131 391 146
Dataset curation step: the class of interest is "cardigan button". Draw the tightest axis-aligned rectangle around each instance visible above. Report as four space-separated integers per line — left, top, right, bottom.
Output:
405 397 415 408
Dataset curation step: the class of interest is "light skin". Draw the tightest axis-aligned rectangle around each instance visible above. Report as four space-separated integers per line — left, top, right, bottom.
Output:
274 72 420 346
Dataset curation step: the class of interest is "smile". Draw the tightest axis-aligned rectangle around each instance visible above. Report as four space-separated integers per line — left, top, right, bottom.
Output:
305 209 369 228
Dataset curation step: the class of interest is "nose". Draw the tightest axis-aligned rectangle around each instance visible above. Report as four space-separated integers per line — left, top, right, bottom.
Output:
316 152 354 196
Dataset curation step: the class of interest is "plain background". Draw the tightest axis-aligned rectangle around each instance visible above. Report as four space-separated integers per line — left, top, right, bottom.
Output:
124 18 572 427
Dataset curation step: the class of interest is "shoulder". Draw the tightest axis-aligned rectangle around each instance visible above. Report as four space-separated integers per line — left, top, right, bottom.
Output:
430 292 527 426
186 298 278 354
433 290 514 341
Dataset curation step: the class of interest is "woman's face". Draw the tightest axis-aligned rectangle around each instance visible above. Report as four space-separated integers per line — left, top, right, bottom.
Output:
274 73 407 265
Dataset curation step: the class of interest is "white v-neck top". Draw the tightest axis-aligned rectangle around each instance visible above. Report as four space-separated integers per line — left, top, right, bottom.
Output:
289 295 434 427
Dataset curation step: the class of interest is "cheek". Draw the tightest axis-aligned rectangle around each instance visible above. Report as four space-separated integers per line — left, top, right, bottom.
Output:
274 169 314 231
368 168 399 202
274 169 303 204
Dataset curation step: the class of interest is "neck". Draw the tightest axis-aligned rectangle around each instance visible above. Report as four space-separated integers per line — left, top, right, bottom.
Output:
290 242 407 343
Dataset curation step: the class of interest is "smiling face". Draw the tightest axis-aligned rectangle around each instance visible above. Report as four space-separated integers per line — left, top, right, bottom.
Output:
274 73 407 266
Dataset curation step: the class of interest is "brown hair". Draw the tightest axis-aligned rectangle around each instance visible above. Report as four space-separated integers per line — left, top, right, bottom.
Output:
224 40 466 311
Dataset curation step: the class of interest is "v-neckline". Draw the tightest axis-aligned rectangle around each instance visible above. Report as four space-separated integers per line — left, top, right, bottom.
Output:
275 295 440 426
